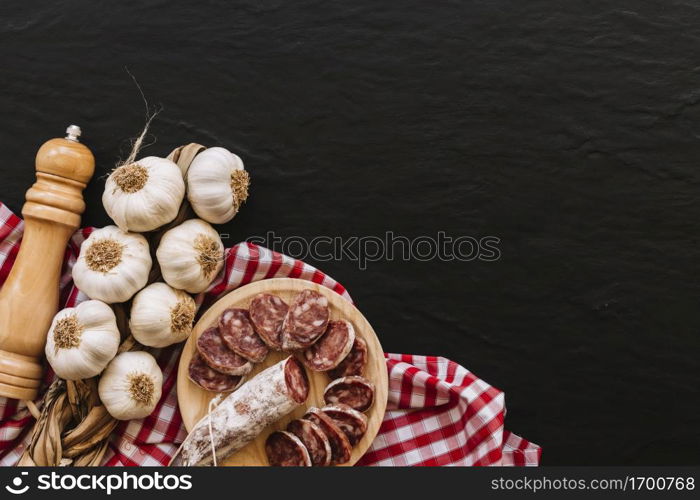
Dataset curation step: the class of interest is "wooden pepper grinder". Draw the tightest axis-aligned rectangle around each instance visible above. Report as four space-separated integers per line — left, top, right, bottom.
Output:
0 125 95 400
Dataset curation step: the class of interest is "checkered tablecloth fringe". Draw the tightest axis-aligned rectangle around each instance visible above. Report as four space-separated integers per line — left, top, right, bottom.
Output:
0 202 540 466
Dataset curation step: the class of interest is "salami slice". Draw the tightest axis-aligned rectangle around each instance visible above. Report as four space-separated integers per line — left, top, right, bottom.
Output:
302 320 355 372
303 407 352 465
287 419 332 467
321 404 368 446
249 293 288 350
171 357 309 466
196 327 252 376
282 289 330 350
323 376 375 412
219 308 269 363
188 353 244 393
327 336 368 379
265 431 312 466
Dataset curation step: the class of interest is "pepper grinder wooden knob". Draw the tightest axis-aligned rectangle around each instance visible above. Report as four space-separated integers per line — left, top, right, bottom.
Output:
0 126 95 400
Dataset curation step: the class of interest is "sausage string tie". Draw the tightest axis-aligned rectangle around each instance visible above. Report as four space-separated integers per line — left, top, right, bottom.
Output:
207 394 224 467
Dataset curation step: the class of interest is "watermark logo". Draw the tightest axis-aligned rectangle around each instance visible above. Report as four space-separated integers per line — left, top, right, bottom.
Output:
5 471 29 495
1 471 193 495
36 471 192 494
229 231 501 270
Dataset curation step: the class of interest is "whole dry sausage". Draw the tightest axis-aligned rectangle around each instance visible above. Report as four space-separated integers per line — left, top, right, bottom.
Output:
171 356 309 466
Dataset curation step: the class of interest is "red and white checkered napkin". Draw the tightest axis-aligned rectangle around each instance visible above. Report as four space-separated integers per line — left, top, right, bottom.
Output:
0 202 540 466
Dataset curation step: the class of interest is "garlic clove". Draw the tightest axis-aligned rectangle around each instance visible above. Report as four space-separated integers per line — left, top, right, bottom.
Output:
98 351 163 421
103 156 185 232
187 147 249 224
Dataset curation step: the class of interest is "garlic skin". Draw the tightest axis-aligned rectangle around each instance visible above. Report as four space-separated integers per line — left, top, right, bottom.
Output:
156 219 225 294
187 147 250 224
103 156 185 232
98 351 163 420
130 283 196 348
72 226 152 303
45 300 120 381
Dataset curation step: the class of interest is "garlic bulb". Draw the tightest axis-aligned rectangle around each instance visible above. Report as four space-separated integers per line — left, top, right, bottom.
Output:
72 226 152 303
103 156 185 232
45 300 120 381
98 351 163 420
130 283 196 347
156 219 224 294
186 147 250 224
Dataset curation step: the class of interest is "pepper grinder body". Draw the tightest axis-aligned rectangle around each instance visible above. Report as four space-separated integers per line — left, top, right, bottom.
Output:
0 130 94 400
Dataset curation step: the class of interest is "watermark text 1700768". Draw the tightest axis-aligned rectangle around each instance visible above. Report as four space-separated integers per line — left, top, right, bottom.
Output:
240 231 501 270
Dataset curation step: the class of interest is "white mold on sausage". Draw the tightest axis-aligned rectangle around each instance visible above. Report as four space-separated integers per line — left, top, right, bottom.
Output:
170 356 309 466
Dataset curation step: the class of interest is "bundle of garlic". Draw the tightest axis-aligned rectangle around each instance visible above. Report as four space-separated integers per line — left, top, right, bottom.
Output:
26 142 248 467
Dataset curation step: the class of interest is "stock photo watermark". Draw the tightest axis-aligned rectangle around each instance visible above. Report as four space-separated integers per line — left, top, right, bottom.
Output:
222 231 501 270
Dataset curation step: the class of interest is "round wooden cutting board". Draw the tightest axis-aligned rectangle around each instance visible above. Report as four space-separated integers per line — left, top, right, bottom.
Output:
176 278 388 466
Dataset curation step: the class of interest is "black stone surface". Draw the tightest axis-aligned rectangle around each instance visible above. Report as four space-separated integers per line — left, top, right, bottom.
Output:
1 1 699 464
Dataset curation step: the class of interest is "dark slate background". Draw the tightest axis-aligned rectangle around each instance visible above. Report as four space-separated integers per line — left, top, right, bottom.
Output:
1 0 699 465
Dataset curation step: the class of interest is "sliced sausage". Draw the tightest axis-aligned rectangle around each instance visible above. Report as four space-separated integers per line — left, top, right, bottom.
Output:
196 327 252 376
284 354 311 404
249 293 288 350
219 308 269 363
323 376 375 412
302 320 355 372
282 289 330 350
171 357 309 466
321 404 368 446
327 336 368 379
287 419 332 467
188 353 244 393
265 431 312 466
303 407 352 465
